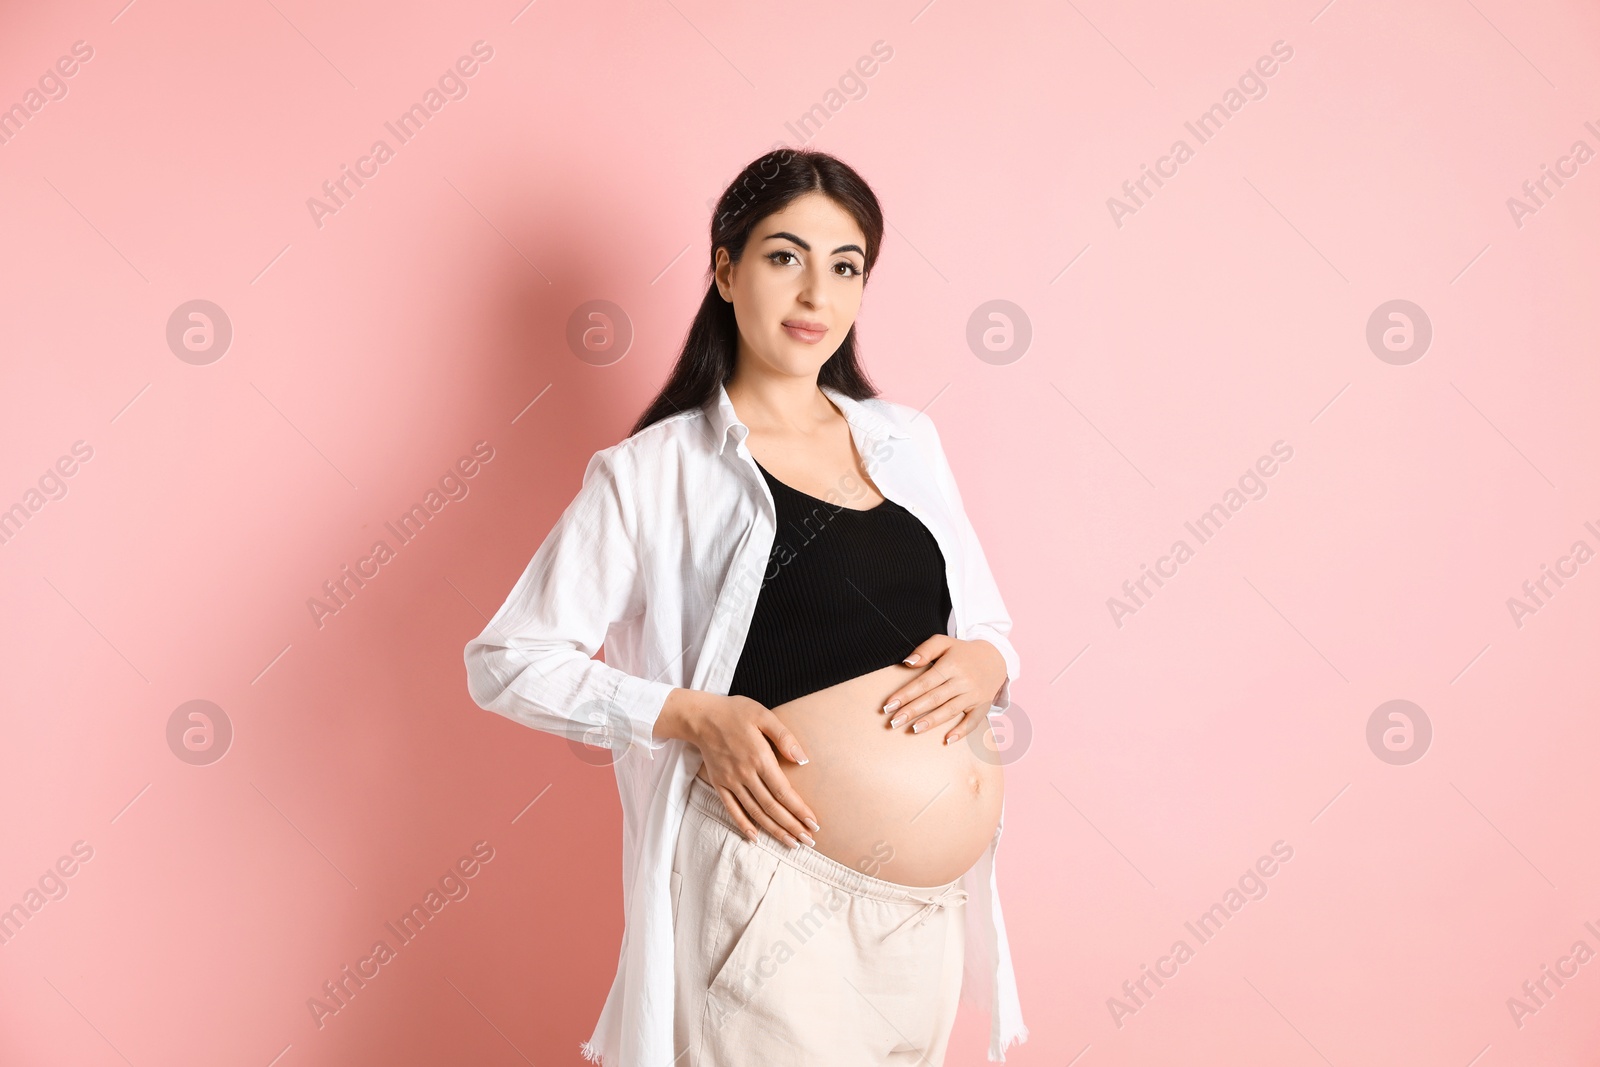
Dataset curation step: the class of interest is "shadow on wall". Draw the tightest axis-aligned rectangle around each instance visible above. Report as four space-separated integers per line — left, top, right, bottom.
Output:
232 168 683 1060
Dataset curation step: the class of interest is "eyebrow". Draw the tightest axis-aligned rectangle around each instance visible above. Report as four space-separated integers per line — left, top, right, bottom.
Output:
761 231 865 258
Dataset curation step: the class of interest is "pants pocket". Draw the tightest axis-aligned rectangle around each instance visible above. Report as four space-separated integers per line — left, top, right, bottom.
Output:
670 869 684 930
701 845 784 1029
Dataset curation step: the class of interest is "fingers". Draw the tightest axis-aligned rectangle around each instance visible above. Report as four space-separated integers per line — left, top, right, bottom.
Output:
760 718 809 766
756 760 820 841
881 660 944 717
887 676 961 730
703 701 819 850
881 671 938 718
736 779 814 850
711 746 819 850
885 637 1007 729
941 707 983 746
899 632 953 668
754 717 820 841
906 703 968 737
716 779 814 850
714 784 761 842
733 783 783 844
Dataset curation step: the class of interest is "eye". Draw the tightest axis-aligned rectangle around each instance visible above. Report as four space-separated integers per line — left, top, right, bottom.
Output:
765 250 864 278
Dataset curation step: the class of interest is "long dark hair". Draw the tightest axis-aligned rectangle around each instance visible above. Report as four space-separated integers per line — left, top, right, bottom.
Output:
628 148 886 438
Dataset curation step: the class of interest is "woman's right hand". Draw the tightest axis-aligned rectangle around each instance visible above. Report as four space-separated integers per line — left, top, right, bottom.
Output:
660 690 820 849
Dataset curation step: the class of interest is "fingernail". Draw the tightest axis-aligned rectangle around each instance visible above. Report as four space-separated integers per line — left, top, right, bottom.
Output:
805 818 820 832
883 699 900 713
799 832 815 847
912 720 926 733
903 654 920 665
889 714 906 728
792 748 809 764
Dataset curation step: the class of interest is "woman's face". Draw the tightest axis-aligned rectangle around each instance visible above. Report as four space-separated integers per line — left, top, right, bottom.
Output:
714 191 868 379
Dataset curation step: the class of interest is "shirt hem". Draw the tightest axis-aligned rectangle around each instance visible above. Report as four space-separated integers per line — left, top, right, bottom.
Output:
989 1019 1031 1062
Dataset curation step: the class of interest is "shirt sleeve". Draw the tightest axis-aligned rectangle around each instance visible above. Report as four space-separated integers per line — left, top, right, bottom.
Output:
463 446 677 759
919 414 1022 715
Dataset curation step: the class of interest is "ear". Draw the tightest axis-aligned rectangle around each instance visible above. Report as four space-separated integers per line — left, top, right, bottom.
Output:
713 248 734 301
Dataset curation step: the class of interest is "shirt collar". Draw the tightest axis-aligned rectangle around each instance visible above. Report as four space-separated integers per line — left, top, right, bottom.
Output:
704 379 910 456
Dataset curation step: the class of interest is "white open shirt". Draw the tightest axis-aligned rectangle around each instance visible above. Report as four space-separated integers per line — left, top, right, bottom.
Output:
463 381 1028 1065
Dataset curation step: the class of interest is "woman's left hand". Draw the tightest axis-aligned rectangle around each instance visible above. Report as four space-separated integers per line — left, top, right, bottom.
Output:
881 635 1008 745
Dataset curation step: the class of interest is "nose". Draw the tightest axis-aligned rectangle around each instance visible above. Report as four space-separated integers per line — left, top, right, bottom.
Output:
794 261 834 308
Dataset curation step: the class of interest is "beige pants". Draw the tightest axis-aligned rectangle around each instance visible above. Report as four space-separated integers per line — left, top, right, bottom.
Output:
671 775 968 1066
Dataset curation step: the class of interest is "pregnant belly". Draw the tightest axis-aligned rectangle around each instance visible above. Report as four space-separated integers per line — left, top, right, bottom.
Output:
693 662 1005 887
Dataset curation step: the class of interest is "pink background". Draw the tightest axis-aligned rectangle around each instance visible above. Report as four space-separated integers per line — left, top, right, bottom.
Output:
3 1 1599 1064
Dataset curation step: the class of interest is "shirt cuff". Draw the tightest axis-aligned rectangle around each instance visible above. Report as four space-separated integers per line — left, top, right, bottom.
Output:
615 672 677 758
990 674 1013 716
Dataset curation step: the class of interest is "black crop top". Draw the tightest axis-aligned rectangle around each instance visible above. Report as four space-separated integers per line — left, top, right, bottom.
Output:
726 458 953 710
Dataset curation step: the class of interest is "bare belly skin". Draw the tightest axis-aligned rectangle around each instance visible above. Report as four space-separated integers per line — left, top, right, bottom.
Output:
694 662 1005 887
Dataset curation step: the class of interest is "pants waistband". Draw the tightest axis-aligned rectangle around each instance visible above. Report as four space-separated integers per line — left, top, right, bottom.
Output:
686 775 967 907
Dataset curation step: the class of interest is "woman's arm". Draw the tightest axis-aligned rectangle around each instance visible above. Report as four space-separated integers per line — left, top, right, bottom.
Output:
872 410 1024 742
920 412 1023 712
463 446 677 759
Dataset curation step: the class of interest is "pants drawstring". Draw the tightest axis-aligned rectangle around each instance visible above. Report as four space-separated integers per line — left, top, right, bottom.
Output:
880 883 968 943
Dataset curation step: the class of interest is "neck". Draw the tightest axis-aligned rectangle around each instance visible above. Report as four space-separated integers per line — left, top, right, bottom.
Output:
725 373 836 436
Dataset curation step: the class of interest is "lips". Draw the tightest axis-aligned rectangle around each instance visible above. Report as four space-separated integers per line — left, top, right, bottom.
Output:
782 320 827 344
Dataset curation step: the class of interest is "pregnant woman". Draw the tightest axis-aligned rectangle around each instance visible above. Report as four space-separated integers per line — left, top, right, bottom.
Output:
464 149 1028 1066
